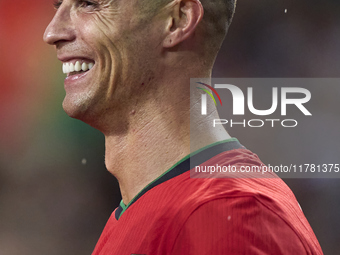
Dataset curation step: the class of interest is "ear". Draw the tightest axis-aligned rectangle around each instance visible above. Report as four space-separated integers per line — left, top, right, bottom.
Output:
163 0 204 48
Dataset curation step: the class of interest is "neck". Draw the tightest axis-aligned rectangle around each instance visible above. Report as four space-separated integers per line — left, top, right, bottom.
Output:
104 69 230 205
104 88 191 204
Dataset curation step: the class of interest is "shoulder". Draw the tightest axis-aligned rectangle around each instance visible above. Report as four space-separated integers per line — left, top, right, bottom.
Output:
166 170 323 254
171 194 321 254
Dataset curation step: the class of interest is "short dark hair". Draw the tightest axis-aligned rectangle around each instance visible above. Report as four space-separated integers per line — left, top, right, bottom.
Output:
200 0 237 41
137 0 237 63
196 0 236 65
139 0 236 29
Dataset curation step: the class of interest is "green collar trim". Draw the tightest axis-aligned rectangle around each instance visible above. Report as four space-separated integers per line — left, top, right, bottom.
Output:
117 137 240 219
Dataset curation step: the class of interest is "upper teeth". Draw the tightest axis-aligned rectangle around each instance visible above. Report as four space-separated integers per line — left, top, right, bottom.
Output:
63 61 94 74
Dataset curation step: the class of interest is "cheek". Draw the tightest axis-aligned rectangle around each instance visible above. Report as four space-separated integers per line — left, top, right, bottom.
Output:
78 22 122 78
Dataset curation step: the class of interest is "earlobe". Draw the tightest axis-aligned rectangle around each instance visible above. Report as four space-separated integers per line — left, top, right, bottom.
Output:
163 0 204 48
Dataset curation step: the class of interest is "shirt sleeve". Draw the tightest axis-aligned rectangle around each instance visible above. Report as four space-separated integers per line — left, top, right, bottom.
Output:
171 196 307 255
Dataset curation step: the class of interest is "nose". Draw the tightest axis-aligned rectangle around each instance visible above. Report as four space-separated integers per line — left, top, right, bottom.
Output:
43 3 76 45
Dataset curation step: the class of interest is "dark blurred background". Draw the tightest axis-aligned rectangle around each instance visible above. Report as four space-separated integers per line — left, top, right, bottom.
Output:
0 0 339 254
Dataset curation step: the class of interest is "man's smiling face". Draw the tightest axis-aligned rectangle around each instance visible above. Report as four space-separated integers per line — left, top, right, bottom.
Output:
44 0 165 128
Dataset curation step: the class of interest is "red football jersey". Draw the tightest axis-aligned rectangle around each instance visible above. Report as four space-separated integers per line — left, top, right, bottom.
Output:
92 139 323 254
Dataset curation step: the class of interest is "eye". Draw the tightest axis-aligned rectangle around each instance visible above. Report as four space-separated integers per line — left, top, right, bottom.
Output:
79 0 98 9
53 0 62 10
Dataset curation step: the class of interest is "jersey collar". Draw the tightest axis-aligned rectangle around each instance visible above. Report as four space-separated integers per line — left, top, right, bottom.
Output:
115 138 244 220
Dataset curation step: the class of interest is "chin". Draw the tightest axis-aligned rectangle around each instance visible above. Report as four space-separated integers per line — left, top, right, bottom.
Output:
62 95 90 119
62 96 107 132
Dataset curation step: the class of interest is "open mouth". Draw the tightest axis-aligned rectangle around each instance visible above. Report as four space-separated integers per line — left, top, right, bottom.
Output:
62 60 94 77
